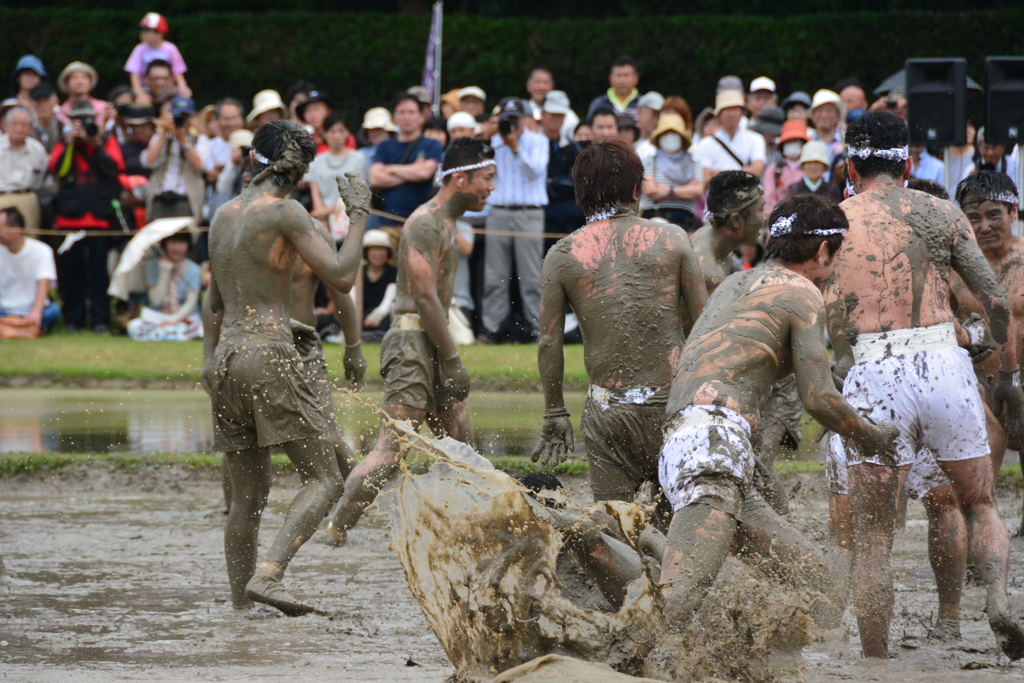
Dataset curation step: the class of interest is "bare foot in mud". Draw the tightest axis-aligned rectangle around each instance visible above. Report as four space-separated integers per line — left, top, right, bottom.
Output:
320 524 347 547
989 610 1024 660
928 618 961 642
245 574 317 617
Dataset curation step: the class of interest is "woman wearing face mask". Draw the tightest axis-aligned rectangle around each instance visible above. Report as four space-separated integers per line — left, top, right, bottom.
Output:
640 112 704 232
763 120 810 212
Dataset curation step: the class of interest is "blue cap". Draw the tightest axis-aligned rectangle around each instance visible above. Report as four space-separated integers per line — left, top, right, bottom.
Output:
171 96 195 117
11 55 47 87
846 108 867 123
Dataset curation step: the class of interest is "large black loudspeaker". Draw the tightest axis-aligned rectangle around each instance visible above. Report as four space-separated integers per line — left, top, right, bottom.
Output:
985 57 1024 146
906 58 967 146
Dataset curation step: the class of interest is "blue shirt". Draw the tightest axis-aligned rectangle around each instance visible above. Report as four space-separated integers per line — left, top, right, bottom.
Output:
145 258 201 310
489 130 549 207
373 136 444 223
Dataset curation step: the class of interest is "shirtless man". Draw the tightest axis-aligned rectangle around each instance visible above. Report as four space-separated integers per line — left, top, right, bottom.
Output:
949 172 1024 538
823 111 1024 659
201 120 370 615
658 194 898 632
534 139 707 529
324 138 496 543
690 171 797 512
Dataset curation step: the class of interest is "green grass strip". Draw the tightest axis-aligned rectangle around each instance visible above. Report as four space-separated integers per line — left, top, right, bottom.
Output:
4 451 1020 488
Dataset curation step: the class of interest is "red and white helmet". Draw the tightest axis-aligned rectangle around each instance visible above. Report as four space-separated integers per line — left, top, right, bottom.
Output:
138 12 169 35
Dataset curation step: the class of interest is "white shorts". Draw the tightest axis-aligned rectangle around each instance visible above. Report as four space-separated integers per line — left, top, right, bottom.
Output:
842 345 989 468
827 433 949 500
658 405 756 514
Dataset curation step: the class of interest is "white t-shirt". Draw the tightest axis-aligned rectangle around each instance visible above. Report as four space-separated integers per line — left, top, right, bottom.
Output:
694 128 766 172
0 238 57 315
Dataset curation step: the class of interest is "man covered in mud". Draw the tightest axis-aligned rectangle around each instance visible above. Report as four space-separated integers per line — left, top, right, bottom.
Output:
534 139 707 527
324 138 496 543
201 120 370 615
689 171 798 512
659 194 899 634
951 172 1024 485
823 111 1024 660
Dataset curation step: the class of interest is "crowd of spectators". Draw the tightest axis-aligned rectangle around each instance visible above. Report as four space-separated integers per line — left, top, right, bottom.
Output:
0 14 1020 342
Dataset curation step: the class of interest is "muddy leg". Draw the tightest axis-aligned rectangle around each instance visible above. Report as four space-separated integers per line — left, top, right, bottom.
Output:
827 492 854 615
329 421 356 481
848 461 908 659
223 447 272 609
428 399 474 445
941 456 1024 660
983 398 1007 478
736 494 844 629
327 404 426 540
569 529 645 610
659 500 737 632
221 457 232 514
920 483 966 639
245 433 344 616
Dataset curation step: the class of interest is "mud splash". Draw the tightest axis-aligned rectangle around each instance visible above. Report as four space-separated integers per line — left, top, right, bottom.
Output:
376 427 662 681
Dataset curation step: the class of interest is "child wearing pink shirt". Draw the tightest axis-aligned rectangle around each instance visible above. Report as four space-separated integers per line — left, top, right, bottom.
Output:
124 13 190 106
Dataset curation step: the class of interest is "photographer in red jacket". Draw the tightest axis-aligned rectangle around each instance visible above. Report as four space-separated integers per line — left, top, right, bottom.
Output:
48 99 125 332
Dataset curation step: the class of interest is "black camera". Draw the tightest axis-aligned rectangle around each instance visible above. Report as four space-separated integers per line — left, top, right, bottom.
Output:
81 118 98 137
498 116 515 137
173 113 188 128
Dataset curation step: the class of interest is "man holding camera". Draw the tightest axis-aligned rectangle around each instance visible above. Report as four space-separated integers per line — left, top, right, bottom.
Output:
142 96 211 221
482 97 549 342
48 99 125 331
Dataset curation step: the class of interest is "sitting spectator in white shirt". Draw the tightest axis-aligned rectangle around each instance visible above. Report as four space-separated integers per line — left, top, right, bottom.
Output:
126 231 202 341
0 206 60 334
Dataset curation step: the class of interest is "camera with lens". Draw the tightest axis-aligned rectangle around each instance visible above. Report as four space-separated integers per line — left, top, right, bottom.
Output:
173 113 189 128
81 118 98 138
498 116 515 137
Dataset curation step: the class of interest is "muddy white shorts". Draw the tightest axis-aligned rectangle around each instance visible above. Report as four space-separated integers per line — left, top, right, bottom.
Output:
827 433 950 499
658 405 756 515
843 324 989 468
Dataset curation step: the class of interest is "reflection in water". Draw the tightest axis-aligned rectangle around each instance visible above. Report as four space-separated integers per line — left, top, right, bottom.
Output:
0 389 586 458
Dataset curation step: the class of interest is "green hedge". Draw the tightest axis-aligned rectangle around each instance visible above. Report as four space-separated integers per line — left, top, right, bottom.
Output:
4 9 1022 120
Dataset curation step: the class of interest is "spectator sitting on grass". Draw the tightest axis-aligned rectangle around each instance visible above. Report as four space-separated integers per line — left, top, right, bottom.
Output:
0 206 60 335
126 231 202 341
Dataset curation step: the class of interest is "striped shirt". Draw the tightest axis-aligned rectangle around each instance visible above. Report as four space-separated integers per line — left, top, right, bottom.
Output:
488 129 549 207
640 149 703 214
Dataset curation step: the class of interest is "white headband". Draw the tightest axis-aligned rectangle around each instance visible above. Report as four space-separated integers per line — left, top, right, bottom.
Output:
770 213 845 238
846 146 909 161
586 207 617 224
439 159 496 178
253 150 271 165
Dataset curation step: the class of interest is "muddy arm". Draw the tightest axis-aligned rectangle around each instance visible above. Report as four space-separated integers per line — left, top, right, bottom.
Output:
200 277 223 394
538 253 569 411
677 231 708 335
792 288 890 450
951 215 1016 371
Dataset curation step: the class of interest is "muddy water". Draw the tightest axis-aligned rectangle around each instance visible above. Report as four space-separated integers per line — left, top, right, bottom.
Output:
2 465 1024 681
0 388 586 458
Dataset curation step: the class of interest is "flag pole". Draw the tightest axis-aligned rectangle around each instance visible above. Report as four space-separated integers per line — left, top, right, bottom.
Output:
433 1 443 116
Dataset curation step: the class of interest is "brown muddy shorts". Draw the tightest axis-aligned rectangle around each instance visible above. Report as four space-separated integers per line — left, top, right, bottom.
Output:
210 337 328 452
301 337 334 415
380 329 458 415
580 387 669 503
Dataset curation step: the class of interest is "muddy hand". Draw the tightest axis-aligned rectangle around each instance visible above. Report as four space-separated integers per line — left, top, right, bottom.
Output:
200 359 215 396
993 368 1024 438
440 353 471 403
336 173 371 220
289 318 319 356
862 422 900 467
344 343 368 385
962 312 996 364
532 408 574 466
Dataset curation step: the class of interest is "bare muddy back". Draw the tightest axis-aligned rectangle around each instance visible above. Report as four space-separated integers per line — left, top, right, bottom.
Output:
375 433 663 681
